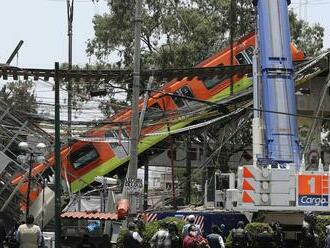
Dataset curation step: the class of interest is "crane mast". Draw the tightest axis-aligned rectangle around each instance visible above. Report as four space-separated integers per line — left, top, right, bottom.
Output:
236 0 329 211
256 0 300 167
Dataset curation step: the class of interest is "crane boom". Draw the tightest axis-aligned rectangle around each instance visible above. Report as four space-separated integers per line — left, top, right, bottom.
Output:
255 0 300 167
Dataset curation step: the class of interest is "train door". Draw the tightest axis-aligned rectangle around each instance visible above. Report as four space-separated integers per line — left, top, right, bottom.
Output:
105 128 129 159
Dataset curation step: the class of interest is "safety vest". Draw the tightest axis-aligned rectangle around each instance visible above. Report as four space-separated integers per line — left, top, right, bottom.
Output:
18 224 40 248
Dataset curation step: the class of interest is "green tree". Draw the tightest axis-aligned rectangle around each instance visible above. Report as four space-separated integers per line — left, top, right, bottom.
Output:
86 0 255 69
289 11 324 56
87 1 324 69
0 80 37 115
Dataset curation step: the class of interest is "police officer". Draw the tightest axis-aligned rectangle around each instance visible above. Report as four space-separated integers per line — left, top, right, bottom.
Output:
255 226 275 248
231 221 249 248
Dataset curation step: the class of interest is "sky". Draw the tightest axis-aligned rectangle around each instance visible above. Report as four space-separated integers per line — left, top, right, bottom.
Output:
0 1 329 69
0 0 108 68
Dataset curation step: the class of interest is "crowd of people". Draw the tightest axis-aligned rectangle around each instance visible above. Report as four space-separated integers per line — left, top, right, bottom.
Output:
1 212 330 247
123 214 226 248
122 216 289 248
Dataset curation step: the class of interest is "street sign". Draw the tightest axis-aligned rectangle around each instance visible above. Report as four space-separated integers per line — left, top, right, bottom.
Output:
124 178 143 193
297 174 329 207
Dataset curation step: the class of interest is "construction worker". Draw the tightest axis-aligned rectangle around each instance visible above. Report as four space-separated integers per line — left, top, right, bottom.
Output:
182 215 201 237
206 225 225 248
16 215 42 248
230 221 249 248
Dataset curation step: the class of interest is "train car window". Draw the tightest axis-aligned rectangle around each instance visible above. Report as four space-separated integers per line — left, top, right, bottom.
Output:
105 130 116 138
105 128 128 139
202 74 230 90
180 86 194 98
235 53 249 65
172 94 185 107
172 86 195 107
245 47 254 63
70 143 99 169
145 102 163 119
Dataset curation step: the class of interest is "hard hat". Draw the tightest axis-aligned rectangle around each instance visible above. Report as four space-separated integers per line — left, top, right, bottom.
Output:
187 215 195 222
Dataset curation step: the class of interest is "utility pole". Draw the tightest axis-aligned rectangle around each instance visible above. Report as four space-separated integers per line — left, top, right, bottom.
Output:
54 62 62 248
170 137 177 209
143 160 149 210
229 0 236 96
185 136 191 205
127 0 143 215
67 0 74 139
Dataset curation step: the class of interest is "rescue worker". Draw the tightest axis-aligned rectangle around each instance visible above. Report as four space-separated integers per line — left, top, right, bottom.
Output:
123 222 143 248
76 234 96 248
230 221 248 248
16 215 42 248
255 226 275 248
150 222 171 248
182 215 202 237
206 225 225 248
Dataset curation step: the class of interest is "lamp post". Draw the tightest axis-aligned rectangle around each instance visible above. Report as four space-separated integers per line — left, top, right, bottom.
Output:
18 141 46 219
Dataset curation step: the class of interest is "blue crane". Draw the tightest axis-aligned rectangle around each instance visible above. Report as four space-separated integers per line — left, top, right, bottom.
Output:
254 0 300 168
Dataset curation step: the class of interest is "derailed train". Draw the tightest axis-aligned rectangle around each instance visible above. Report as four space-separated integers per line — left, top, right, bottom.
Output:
11 33 305 210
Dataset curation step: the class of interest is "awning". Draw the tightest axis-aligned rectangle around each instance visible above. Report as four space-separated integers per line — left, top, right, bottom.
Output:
61 211 118 221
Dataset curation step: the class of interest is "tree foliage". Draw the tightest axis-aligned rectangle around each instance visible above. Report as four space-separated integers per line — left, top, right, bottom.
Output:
0 80 37 115
87 1 324 69
116 217 187 248
289 11 324 56
87 0 256 69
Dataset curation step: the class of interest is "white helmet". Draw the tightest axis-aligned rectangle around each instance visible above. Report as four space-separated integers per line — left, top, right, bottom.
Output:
187 215 195 223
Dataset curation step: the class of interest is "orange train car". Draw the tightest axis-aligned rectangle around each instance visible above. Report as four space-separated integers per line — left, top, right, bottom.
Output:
11 33 305 205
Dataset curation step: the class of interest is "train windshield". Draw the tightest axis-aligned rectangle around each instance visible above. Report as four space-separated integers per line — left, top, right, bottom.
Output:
70 143 99 169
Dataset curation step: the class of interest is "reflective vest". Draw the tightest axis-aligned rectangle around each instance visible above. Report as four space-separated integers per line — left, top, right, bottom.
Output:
18 224 40 248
